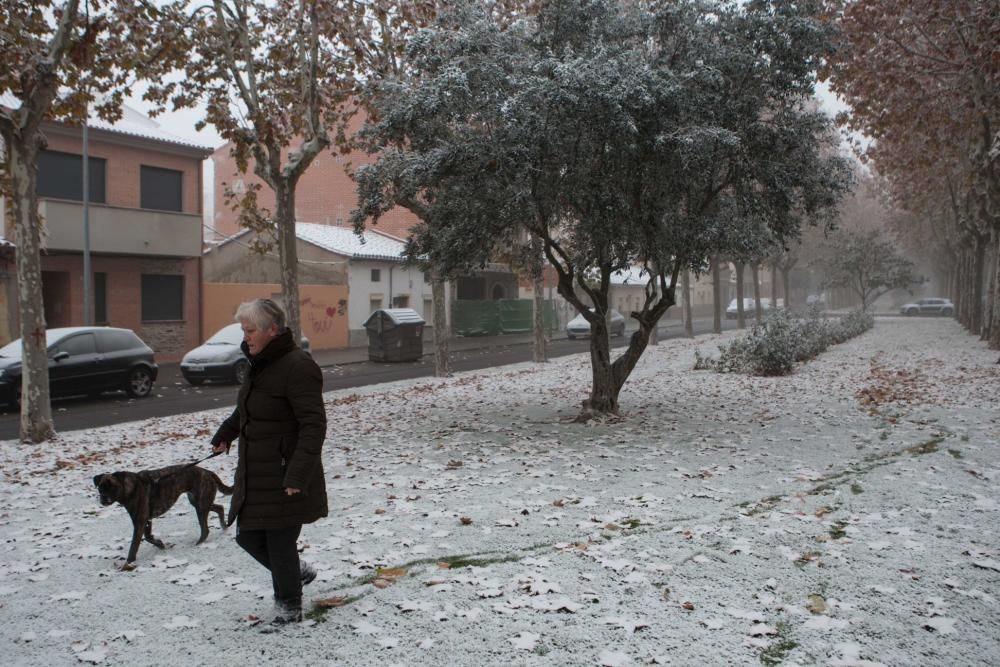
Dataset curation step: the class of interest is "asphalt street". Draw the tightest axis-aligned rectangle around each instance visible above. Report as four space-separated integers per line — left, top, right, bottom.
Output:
0 318 735 439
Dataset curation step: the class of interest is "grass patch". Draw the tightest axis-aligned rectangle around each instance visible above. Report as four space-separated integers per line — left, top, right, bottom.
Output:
829 520 849 540
440 553 522 569
947 449 963 459
760 623 798 666
906 436 944 456
850 482 864 495
306 593 368 622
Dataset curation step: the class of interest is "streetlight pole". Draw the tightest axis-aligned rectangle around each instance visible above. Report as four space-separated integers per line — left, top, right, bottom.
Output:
82 103 92 326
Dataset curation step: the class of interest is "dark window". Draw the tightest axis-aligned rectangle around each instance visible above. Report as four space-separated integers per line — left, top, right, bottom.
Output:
140 165 183 211
371 268 381 282
96 329 144 353
37 150 106 203
54 333 97 357
141 274 184 321
94 272 107 324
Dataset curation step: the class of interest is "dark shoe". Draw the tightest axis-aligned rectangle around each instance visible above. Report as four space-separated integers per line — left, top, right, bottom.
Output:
270 601 303 626
300 561 317 587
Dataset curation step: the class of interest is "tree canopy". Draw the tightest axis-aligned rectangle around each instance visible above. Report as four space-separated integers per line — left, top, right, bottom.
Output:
355 0 851 416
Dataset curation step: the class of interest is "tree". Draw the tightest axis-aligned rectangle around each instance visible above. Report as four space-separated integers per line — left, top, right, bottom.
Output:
358 0 850 417
0 0 173 442
818 228 924 311
823 0 1000 346
143 0 431 343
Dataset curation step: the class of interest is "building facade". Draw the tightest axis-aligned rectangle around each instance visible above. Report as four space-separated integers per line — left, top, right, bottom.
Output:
0 106 213 361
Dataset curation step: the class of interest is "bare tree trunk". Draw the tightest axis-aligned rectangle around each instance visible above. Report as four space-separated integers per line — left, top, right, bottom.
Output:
987 231 1000 350
782 268 792 313
531 236 547 362
9 139 56 442
431 271 451 376
274 181 303 343
682 269 693 337
971 235 986 335
983 230 998 343
752 263 762 320
735 261 746 328
712 256 722 334
770 262 778 308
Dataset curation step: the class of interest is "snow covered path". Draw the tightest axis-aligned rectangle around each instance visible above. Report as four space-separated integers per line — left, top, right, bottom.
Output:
2 317 998 666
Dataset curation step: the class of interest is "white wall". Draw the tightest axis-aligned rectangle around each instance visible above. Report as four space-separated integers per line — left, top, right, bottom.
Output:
347 260 433 332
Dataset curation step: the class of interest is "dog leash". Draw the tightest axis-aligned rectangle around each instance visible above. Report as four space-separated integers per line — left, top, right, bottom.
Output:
143 450 224 485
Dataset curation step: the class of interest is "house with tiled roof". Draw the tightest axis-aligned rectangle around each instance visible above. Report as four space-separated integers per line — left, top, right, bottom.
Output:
0 99 214 360
201 222 434 347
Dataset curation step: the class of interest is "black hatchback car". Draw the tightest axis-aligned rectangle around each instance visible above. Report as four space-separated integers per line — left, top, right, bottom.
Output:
0 327 158 406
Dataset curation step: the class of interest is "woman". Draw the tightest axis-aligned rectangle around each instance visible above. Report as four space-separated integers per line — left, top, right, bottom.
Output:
211 298 327 626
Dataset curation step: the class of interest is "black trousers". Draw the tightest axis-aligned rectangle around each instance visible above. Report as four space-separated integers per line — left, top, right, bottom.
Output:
235 523 303 607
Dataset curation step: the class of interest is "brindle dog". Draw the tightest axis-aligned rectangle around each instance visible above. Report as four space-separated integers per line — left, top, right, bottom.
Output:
93 465 234 569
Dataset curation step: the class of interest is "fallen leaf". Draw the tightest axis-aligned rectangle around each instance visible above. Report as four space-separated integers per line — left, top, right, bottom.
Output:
682 602 695 611
313 596 349 609
807 594 828 615
459 516 473 525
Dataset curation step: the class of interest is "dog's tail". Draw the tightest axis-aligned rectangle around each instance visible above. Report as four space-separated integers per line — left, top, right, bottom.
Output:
211 471 235 495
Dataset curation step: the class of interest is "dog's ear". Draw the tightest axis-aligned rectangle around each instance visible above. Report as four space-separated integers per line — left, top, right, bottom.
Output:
93 474 103 487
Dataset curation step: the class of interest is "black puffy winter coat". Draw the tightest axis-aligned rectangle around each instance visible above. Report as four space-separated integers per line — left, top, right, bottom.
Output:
211 329 328 530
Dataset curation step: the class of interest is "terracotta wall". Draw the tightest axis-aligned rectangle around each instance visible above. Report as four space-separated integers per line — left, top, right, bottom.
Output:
202 283 350 351
211 111 418 241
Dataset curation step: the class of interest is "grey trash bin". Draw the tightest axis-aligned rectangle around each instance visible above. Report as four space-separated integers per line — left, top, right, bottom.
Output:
363 308 426 362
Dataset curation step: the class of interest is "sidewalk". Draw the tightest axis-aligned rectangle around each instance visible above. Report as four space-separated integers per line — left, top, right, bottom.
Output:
308 319 686 367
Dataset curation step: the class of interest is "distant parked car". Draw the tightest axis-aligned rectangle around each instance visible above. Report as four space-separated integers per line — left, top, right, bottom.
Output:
725 298 756 320
566 309 626 339
180 323 310 386
806 294 827 308
0 327 157 406
900 298 954 317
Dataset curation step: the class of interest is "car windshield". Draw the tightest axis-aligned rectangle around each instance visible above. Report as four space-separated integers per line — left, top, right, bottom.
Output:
205 323 243 345
0 330 66 359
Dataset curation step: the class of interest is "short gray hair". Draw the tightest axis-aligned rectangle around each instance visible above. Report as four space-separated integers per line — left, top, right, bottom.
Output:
234 298 286 331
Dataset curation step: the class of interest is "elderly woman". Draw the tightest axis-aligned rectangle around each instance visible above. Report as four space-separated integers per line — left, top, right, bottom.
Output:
211 298 327 627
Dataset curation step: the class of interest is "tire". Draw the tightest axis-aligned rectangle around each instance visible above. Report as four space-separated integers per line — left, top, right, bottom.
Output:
125 366 154 398
233 359 250 385
567 334 575 340
905 309 915 316
941 308 953 317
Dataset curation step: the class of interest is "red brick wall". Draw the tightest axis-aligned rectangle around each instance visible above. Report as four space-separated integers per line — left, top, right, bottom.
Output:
43 133 203 215
38 254 201 362
211 111 419 241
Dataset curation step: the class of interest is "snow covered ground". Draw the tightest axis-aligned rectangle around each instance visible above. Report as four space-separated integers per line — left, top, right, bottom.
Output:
1 317 998 666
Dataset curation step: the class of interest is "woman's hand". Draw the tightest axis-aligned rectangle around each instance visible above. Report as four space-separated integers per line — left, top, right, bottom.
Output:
285 487 301 496
212 441 230 455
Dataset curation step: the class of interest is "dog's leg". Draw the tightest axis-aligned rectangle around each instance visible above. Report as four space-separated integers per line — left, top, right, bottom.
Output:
125 514 146 567
211 503 227 529
143 520 166 549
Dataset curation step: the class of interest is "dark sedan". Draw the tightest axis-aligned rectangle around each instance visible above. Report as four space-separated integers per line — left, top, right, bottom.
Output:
0 327 158 406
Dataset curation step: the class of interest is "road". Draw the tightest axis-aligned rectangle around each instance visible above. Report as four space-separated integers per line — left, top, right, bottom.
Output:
0 319 735 439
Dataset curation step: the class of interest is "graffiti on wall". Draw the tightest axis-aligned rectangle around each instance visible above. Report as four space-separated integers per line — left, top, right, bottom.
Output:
301 296 348 335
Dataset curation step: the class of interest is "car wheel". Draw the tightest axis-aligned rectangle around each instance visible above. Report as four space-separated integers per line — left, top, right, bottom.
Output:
233 359 250 385
125 366 154 398
567 334 575 340
905 309 915 316
941 308 953 317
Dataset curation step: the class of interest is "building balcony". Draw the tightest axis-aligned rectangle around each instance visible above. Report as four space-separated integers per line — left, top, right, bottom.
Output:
38 199 202 258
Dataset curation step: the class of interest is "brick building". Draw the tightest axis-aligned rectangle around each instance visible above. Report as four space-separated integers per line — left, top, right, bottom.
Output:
0 105 213 361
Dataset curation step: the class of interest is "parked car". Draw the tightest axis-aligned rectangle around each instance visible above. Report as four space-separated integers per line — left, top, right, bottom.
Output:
566 309 626 339
180 323 310 386
0 327 157 406
806 293 828 308
725 298 756 320
900 298 954 316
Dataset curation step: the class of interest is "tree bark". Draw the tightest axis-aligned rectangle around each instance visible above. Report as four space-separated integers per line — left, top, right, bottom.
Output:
531 236 547 363
782 267 792 313
983 230 998 344
987 231 1000 349
682 269 693 337
771 262 778 308
712 256 722 334
752 263 762 320
431 271 451 376
274 180 302 343
735 261 746 328
9 138 56 443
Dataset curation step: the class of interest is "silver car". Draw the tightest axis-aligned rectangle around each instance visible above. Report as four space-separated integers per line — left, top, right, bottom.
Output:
181 323 311 386
566 309 626 339
900 298 954 316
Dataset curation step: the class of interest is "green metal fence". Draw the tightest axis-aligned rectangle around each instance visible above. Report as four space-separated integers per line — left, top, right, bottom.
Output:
452 299 558 336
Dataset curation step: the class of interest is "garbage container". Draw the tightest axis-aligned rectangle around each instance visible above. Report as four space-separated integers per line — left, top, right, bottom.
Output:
363 308 426 362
